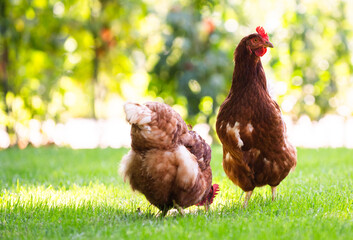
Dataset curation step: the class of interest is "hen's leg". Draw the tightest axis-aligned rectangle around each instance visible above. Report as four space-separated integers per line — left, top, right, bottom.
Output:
173 200 185 216
243 191 253 208
155 208 168 218
204 201 210 211
271 186 277 201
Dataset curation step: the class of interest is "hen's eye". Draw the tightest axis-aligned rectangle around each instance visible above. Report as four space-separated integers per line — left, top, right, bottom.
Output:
253 38 258 42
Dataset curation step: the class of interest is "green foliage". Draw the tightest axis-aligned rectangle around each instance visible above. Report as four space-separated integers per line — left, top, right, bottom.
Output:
149 2 231 125
1 0 353 143
271 0 353 119
1 0 150 123
1 147 353 239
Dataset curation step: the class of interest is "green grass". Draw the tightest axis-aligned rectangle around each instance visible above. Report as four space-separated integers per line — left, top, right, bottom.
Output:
1 146 353 239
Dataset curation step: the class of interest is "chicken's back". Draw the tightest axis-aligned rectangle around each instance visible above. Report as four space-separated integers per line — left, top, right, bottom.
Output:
120 102 213 210
124 102 189 151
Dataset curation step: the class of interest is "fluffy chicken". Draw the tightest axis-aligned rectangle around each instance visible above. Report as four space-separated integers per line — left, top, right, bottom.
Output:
120 102 219 216
216 27 297 207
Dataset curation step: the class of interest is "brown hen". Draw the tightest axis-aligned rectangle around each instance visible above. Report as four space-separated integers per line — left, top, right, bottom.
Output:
216 27 297 207
120 102 219 216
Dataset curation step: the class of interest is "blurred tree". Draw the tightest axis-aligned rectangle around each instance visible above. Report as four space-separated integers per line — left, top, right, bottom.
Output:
0 0 149 144
0 0 9 118
149 0 247 125
1 0 353 147
272 0 353 119
1 0 67 143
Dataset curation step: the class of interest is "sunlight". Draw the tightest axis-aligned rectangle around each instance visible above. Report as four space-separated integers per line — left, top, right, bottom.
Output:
224 19 238 33
53 1 64 17
0 127 10 149
64 37 78 53
2 111 353 149
0 183 124 209
284 115 353 148
1 0 353 151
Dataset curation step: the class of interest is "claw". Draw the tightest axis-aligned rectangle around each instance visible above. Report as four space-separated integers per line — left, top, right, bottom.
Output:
173 200 185 216
156 208 168 218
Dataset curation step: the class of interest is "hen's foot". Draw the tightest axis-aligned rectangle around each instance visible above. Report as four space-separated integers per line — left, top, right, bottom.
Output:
173 200 185 216
155 209 168 218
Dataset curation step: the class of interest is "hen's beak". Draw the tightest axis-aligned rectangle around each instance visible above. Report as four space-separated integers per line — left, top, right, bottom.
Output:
264 41 274 48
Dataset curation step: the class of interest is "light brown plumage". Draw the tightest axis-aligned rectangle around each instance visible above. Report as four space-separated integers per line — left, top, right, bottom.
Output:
216 27 297 207
120 102 219 216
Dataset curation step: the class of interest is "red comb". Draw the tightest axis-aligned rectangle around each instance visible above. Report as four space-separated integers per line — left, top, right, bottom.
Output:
196 184 220 206
256 26 269 41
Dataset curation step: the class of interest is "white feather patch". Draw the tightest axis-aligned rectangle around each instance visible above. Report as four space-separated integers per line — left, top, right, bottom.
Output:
119 150 136 182
224 152 231 162
219 121 224 130
247 123 254 133
227 122 244 148
124 102 152 125
175 145 198 189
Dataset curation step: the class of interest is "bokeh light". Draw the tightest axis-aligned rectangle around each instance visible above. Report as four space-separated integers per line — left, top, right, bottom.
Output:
1 0 353 149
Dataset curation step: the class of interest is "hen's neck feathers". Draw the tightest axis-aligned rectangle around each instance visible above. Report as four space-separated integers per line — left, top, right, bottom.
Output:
229 38 268 97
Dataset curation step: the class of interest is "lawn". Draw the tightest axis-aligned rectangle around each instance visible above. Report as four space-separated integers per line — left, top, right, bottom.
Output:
1 146 353 239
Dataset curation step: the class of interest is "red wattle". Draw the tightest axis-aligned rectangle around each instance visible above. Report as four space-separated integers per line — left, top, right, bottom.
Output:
195 184 220 206
255 47 267 57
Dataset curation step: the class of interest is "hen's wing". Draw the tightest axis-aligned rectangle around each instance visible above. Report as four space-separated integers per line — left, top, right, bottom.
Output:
174 130 213 207
245 100 296 164
182 130 211 171
217 97 296 190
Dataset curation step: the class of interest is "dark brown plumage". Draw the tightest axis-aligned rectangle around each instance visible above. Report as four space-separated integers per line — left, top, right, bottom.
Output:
120 102 219 216
216 27 297 207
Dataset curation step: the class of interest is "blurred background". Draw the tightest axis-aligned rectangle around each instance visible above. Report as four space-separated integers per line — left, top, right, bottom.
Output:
1 0 353 149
